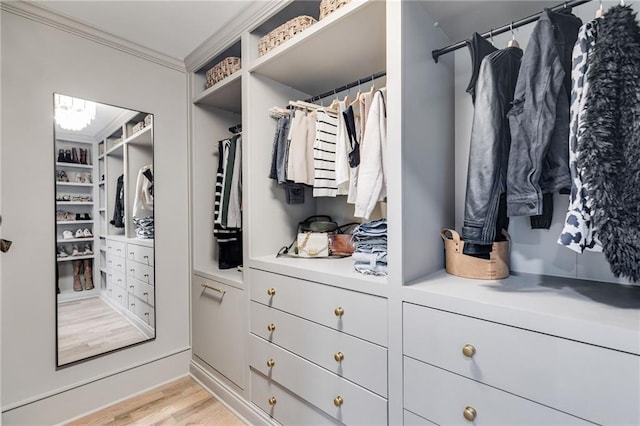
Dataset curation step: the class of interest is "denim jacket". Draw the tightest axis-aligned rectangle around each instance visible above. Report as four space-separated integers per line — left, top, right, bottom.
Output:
506 9 582 219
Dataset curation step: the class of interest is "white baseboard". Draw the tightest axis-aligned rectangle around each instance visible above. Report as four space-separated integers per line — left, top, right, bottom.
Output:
190 359 274 426
2 350 190 426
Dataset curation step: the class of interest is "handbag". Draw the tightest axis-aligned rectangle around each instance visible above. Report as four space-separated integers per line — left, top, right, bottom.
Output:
297 231 330 257
277 216 357 258
440 228 510 280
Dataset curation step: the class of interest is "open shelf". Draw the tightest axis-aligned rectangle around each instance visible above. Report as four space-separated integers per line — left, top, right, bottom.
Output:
193 71 242 113
57 220 94 225
57 254 95 262
56 182 93 187
55 162 93 169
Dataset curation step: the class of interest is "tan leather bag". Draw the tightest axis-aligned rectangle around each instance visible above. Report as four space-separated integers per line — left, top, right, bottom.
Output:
440 228 510 280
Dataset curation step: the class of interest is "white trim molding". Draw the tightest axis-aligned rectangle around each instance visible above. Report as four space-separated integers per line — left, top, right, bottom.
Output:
1 1 186 73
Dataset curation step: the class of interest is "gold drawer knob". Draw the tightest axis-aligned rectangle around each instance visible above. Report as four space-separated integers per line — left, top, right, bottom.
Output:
268 396 277 406
462 344 476 358
333 396 344 407
334 307 345 317
267 288 276 296
334 352 344 362
266 358 275 368
267 323 276 332
463 406 477 421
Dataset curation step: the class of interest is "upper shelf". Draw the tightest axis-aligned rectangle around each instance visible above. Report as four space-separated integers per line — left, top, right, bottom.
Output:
125 125 152 147
193 71 242 114
249 0 386 96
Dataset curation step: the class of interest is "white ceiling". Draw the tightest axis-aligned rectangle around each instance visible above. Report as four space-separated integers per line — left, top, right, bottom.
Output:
32 0 256 62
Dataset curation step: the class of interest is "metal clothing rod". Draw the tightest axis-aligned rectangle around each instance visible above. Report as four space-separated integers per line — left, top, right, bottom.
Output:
303 71 386 103
431 0 593 62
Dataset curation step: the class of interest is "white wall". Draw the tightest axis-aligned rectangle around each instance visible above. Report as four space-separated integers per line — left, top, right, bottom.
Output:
1 8 190 424
454 0 639 285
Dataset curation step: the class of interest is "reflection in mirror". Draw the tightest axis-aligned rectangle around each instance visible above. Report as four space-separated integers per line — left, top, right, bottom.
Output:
54 93 155 367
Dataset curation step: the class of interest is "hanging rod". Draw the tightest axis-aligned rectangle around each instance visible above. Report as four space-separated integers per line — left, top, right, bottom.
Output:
431 0 593 62
303 71 386 103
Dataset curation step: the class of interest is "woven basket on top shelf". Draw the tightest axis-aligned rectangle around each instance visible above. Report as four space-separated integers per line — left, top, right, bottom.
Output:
319 0 351 20
205 57 241 89
258 15 317 56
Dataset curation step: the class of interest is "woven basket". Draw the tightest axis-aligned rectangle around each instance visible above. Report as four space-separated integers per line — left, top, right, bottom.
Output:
319 0 351 20
258 15 317 56
205 57 241 89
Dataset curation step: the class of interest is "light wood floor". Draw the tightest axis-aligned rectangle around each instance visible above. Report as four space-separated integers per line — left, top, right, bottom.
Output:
58 297 149 366
66 376 246 425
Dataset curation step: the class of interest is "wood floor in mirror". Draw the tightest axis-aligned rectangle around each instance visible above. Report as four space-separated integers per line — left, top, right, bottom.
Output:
65 377 245 425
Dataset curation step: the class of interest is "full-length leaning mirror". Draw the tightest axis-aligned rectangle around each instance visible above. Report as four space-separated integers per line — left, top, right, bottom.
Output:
54 93 155 367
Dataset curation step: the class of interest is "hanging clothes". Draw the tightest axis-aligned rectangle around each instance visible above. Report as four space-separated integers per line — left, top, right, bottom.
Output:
288 109 316 186
465 32 499 103
312 108 339 197
133 164 153 217
335 100 350 195
216 134 242 229
506 9 582 226
354 88 387 219
558 18 602 254
462 46 522 258
110 174 125 228
269 115 290 184
342 104 361 204
214 134 242 270
579 5 640 282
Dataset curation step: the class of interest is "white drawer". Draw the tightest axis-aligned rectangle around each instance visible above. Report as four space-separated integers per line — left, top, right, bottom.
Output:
111 284 127 308
126 261 154 285
126 277 154 306
250 334 387 425
127 243 154 266
251 268 387 346
403 303 640 425
107 270 126 289
127 297 154 328
251 369 337 425
404 357 589 426
251 301 387 397
404 410 436 426
192 275 244 388
106 253 125 274
105 239 125 256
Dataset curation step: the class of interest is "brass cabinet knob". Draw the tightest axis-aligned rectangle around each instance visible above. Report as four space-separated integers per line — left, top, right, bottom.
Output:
463 406 477 421
268 397 277 406
462 344 476 358
267 323 276 332
333 396 344 407
334 352 344 362
266 358 275 368
334 307 345 317
267 288 276 296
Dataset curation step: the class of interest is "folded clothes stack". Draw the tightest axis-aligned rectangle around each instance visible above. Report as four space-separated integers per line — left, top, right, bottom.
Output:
352 218 387 277
133 216 154 239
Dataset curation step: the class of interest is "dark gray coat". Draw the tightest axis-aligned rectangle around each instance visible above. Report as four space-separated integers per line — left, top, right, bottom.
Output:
580 5 640 282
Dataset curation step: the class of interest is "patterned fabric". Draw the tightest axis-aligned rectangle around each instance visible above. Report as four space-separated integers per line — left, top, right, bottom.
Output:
214 135 242 269
558 19 602 253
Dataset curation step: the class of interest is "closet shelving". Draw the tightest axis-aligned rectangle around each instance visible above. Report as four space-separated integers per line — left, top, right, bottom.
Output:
245 0 388 295
191 39 243 287
55 138 98 300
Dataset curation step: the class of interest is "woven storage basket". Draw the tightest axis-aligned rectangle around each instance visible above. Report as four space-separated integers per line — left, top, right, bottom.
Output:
319 0 351 20
258 15 317 56
205 57 241 89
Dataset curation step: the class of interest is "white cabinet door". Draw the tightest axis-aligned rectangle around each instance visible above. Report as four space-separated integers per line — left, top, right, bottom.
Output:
192 274 244 388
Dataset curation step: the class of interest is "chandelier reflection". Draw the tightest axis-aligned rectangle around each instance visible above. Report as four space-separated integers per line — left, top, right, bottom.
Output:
54 94 96 131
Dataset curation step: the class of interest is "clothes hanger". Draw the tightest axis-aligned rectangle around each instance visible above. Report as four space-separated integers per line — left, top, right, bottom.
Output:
507 23 519 48
489 29 495 46
349 80 362 108
596 0 604 17
342 86 351 106
329 89 340 110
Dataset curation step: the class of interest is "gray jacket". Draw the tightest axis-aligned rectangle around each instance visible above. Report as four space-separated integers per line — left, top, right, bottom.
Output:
506 9 582 219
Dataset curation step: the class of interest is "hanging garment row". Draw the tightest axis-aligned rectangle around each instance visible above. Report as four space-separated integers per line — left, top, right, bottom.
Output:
268 84 387 220
213 133 242 269
133 164 154 239
459 1 640 281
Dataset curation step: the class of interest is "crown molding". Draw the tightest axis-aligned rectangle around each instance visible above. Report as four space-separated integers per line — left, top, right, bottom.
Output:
1 0 186 73
184 0 289 73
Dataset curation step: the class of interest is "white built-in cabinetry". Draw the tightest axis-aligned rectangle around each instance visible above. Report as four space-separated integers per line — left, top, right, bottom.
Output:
187 1 640 425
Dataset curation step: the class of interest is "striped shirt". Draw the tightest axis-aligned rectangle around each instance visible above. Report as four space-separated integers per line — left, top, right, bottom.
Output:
313 109 338 197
